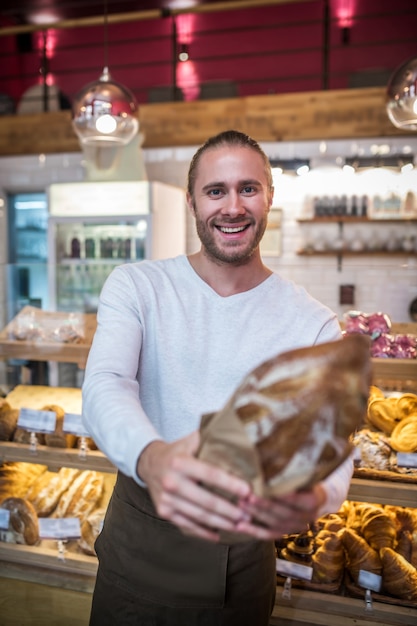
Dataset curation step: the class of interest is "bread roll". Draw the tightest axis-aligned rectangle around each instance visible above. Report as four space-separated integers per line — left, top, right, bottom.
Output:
0 497 39 545
27 467 81 516
54 470 104 521
78 508 106 555
43 404 77 448
0 403 18 441
380 546 417 601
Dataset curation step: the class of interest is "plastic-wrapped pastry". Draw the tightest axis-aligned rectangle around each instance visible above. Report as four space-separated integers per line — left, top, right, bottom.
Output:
380 547 417 601
341 528 382 583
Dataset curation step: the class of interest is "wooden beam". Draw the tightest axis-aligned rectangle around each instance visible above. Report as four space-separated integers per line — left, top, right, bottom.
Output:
0 87 411 157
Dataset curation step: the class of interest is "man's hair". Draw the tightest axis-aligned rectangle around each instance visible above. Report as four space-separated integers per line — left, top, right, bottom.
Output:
187 129 273 199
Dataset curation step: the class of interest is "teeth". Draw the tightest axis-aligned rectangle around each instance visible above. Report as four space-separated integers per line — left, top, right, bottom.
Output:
219 226 246 233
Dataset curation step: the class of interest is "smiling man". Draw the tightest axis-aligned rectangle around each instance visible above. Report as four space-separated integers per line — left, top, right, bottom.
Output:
82 130 354 625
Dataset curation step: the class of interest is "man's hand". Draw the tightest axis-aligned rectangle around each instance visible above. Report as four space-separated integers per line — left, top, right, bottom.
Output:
235 483 327 541
137 431 252 542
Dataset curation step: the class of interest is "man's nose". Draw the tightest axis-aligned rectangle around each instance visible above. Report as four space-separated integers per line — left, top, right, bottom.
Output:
220 192 245 216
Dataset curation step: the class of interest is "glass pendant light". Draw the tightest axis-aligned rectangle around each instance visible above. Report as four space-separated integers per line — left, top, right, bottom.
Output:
72 66 139 146
386 56 417 131
72 0 139 147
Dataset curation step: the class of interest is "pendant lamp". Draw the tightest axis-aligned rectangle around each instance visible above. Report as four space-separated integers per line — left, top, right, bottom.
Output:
386 56 417 131
72 66 139 146
71 0 139 147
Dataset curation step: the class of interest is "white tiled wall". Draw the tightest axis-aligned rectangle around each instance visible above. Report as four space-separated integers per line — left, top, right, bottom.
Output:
1 138 416 331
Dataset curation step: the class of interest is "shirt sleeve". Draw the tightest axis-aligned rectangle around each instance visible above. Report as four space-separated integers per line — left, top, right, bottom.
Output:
317 452 354 517
82 267 161 485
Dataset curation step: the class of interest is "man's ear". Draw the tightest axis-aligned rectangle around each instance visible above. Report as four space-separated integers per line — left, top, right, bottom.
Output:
186 191 196 215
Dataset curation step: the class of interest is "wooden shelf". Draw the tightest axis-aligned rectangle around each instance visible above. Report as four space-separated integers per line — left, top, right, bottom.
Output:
271 585 416 626
0 440 115 474
297 249 417 256
297 217 417 224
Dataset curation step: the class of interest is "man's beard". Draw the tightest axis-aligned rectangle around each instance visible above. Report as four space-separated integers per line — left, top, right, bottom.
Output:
194 212 269 265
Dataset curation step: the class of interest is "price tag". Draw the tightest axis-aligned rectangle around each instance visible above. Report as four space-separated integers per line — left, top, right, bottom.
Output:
0 509 10 530
38 518 81 540
63 413 90 438
397 453 417 469
17 408 56 433
358 569 382 592
276 558 313 581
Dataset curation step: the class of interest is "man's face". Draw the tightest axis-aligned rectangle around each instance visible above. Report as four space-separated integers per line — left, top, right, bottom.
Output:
188 145 273 265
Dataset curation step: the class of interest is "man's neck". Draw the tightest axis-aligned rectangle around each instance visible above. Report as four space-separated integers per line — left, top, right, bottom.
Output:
187 249 272 297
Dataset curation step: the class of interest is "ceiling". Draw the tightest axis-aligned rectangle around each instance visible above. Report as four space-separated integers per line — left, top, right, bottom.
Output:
0 0 249 26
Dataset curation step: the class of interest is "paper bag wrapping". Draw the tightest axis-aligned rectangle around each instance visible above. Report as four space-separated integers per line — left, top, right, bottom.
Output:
197 335 371 503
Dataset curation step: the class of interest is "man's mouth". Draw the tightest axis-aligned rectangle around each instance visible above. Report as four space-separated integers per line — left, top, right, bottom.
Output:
216 224 250 234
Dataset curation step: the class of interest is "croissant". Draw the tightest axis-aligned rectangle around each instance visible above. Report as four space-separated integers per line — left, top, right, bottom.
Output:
312 531 345 584
341 528 382 583
380 546 417 601
361 510 397 550
396 530 413 563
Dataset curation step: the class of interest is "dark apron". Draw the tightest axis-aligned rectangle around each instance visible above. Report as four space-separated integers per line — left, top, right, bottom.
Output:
89 472 276 626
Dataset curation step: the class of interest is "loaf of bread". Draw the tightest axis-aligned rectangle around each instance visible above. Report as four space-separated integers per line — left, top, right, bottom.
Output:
27 467 81 516
13 426 46 445
198 335 371 499
54 470 104 521
0 497 39 545
78 508 106 555
0 462 48 500
43 404 77 448
380 546 417 601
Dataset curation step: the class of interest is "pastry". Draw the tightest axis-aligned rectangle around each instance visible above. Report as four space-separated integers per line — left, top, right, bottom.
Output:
312 531 344 584
380 546 417 601
78 508 106 555
280 532 314 565
341 528 382 582
43 404 77 448
352 428 393 471
366 397 399 435
0 497 39 545
27 467 81 516
396 393 417 419
361 508 397 550
54 470 104 521
390 415 417 453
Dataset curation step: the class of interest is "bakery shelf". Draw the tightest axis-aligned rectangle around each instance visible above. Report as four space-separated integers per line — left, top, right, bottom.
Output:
348 477 417 509
0 306 97 367
271 586 416 626
0 441 115 474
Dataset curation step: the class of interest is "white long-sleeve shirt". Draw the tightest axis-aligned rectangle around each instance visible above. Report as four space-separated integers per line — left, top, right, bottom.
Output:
82 255 353 513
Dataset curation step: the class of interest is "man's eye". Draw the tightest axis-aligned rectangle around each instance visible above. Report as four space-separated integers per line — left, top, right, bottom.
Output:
242 186 255 194
208 189 222 196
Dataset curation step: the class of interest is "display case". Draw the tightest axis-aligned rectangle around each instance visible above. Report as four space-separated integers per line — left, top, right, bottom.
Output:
0 315 416 626
47 180 186 312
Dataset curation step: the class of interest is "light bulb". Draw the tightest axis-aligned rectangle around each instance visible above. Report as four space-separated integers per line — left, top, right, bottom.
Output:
386 57 417 131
